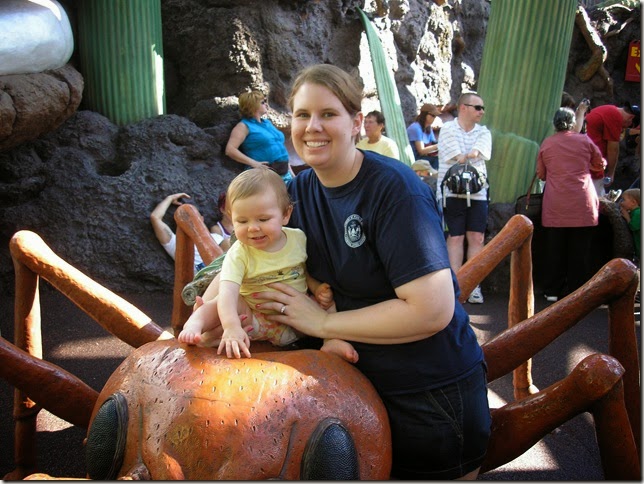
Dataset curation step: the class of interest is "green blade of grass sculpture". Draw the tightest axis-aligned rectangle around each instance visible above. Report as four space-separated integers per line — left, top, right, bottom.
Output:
358 8 414 167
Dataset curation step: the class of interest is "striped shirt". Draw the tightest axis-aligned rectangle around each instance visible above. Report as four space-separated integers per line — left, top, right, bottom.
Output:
437 119 492 201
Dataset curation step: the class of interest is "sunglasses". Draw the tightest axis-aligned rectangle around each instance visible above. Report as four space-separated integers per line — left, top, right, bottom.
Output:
464 103 485 111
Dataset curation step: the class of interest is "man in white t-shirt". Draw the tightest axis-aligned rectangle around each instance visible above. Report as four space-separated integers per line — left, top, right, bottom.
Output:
151 193 232 273
437 93 492 304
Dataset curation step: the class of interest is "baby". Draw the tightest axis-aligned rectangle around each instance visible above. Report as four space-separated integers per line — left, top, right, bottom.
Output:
178 168 358 362
619 188 641 260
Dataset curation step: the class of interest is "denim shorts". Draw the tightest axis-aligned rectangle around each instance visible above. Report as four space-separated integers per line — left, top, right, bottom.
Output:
380 363 492 479
443 197 488 236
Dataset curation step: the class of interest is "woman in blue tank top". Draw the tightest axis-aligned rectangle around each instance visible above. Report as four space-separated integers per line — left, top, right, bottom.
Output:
225 90 293 183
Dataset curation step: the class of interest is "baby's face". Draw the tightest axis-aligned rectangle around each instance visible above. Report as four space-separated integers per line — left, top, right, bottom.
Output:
230 189 288 252
621 196 639 211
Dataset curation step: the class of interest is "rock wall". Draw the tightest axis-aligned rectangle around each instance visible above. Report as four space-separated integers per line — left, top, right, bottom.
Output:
0 112 239 293
0 0 640 295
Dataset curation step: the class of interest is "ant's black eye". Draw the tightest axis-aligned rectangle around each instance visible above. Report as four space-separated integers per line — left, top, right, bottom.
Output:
85 393 128 480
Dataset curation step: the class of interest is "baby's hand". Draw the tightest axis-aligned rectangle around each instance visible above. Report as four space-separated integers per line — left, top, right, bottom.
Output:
217 326 252 359
314 283 334 311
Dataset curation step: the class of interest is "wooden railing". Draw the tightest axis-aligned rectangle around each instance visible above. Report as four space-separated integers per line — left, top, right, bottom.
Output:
457 214 537 399
3 230 173 479
170 203 223 335
2 212 640 479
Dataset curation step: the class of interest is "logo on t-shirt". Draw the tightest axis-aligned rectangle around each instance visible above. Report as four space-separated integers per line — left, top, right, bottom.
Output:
344 214 365 248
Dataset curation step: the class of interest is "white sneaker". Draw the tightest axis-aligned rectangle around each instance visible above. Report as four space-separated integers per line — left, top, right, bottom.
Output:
468 286 484 304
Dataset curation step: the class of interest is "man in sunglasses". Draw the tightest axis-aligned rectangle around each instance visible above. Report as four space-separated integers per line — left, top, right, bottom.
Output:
437 93 492 304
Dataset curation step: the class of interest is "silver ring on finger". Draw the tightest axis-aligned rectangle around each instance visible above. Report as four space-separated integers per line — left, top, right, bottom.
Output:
280 304 287 315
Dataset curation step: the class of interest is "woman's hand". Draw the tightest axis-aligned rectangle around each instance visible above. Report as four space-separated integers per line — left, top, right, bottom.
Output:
253 282 329 338
254 161 270 170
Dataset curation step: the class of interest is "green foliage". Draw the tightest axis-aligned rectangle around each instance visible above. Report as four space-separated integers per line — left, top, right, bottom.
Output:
358 8 415 167
477 0 577 203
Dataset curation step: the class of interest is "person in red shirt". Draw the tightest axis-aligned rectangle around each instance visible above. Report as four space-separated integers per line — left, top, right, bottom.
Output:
584 104 635 196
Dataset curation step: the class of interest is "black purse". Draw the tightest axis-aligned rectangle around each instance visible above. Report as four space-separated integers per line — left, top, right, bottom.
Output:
515 172 543 223
441 160 486 207
442 160 486 195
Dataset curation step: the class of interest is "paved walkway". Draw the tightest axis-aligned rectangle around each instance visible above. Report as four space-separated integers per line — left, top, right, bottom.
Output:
0 288 639 479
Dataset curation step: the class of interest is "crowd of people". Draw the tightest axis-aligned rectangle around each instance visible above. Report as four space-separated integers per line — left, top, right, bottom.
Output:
153 75 639 300
150 63 639 480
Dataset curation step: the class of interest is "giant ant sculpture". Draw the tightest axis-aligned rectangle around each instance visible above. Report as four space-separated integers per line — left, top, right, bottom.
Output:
1 213 640 479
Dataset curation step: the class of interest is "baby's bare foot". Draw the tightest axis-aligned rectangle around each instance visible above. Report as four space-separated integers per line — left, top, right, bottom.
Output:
321 339 359 363
178 330 202 345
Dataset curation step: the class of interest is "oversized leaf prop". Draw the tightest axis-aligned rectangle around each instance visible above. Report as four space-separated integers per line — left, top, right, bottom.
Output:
358 8 414 167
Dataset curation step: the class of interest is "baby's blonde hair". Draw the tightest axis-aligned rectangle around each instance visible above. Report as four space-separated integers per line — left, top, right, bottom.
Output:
623 188 641 206
226 169 291 215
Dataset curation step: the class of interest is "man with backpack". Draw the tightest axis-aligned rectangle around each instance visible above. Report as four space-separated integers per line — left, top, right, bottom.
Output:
437 92 492 304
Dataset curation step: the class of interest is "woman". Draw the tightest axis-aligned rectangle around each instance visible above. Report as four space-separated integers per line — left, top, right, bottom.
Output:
242 64 490 479
356 110 400 160
406 103 440 169
537 107 604 302
225 90 294 182
151 192 233 273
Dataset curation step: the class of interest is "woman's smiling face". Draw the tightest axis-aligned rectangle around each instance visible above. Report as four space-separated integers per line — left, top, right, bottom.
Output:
290 82 362 171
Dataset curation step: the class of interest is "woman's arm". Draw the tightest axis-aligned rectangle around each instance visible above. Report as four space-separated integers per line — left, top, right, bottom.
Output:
210 225 233 252
574 100 589 133
414 140 438 157
225 122 269 169
256 268 455 345
150 193 189 244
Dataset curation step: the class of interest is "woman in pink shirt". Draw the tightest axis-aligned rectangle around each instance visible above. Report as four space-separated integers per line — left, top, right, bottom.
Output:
536 107 605 302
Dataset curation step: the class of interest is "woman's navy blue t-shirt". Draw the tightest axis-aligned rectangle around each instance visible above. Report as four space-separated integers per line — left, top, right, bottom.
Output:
287 150 484 395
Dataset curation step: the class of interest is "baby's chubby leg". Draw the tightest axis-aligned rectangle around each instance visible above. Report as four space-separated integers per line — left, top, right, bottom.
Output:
178 297 221 345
